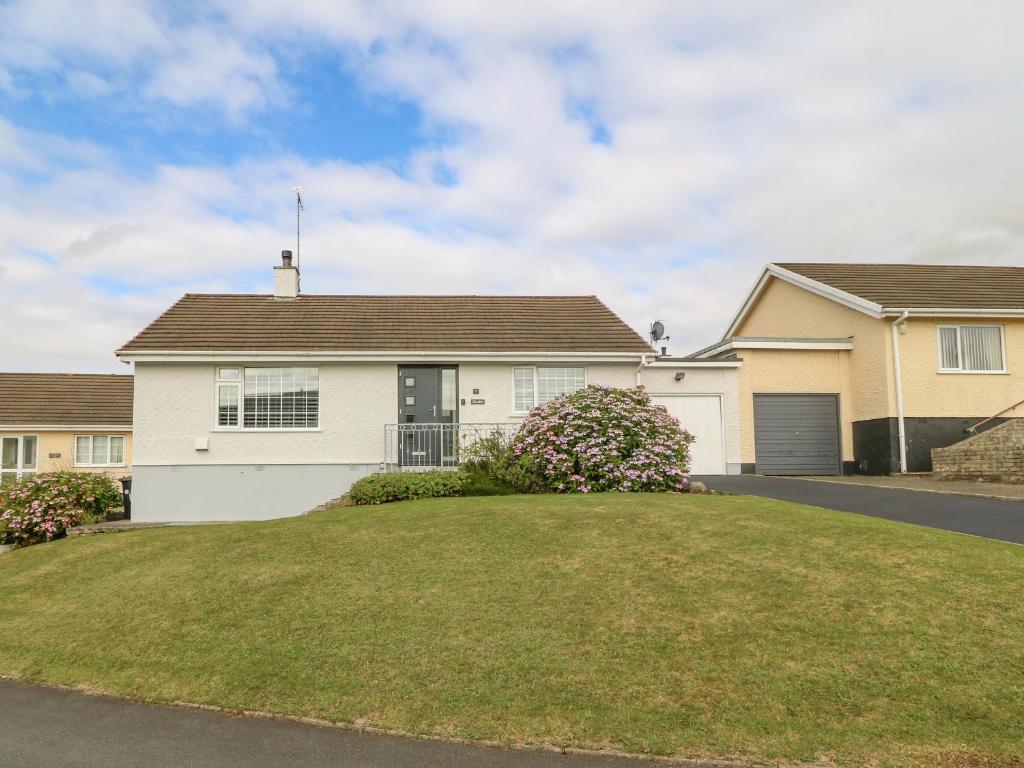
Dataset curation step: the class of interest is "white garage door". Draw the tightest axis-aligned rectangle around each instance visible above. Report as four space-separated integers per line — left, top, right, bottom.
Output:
650 394 726 475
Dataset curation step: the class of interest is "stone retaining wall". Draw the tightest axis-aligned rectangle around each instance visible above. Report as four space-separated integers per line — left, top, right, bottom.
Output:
931 418 1024 483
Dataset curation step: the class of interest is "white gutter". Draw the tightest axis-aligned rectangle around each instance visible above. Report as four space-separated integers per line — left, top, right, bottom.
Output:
0 424 132 432
693 338 853 358
117 349 654 364
883 307 1024 317
644 360 742 368
890 311 910 473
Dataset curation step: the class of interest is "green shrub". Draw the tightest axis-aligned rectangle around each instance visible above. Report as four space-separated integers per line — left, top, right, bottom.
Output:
348 471 469 505
460 468 514 497
460 431 541 494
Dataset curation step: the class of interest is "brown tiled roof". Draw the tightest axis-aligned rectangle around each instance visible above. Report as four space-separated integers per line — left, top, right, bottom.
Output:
776 263 1024 309
0 373 133 426
118 294 654 354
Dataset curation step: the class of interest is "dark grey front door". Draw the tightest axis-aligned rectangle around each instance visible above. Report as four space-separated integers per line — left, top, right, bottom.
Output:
398 366 457 466
754 394 841 475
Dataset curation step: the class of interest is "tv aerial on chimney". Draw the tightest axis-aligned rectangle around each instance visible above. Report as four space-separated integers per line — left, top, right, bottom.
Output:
291 186 304 269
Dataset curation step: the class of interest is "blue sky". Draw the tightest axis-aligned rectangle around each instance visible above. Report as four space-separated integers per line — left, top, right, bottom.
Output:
1 2 1023 371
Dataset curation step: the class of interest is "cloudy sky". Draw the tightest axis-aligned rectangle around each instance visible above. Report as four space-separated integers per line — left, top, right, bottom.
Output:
1 1 1022 372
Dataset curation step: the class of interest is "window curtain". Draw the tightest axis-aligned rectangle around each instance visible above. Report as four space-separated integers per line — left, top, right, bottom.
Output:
939 326 959 369
960 326 1003 371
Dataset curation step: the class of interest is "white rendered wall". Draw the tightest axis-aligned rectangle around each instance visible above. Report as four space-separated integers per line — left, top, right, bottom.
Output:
135 362 647 467
133 362 398 466
133 361 739 470
638 365 741 473
457 362 639 423
130 359 740 520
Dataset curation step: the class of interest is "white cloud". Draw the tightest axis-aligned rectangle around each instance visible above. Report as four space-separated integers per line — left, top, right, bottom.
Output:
0 0 166 69
144 28 284 118
65 69 115 97
0 66 15 95
3 2 1024 371
0 0 284 119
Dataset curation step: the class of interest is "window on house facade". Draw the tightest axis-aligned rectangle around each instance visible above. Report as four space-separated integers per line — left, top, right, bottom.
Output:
938 325 1005 373
513 367 586 412
216 367 319 429
74 435 125 466
1 435 36 485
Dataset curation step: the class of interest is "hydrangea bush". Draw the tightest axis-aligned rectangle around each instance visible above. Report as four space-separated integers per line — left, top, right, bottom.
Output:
0 503 80 548
0 472 122 548
512 385 694 493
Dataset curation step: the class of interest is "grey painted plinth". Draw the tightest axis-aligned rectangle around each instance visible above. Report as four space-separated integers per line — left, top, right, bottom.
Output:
131 463 379 522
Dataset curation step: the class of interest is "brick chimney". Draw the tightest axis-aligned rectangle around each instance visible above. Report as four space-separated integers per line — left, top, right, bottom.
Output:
274 250 299 299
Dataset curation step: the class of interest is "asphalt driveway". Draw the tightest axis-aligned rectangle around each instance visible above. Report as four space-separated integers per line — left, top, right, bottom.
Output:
0 679 698 768
694 475 1024 545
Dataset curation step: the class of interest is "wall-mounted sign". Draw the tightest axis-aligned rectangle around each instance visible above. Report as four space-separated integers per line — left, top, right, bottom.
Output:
470 398 485 405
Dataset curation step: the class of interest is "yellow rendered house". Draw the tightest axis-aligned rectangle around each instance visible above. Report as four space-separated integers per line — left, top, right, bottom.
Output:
692 263 1024 475
0 373 133 485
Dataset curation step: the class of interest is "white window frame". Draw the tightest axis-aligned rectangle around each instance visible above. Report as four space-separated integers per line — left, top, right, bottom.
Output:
215 367 242 428
936 324 1007 374
74 434 127 468
213 366 322 432
511 366 587 415
1 434 38 483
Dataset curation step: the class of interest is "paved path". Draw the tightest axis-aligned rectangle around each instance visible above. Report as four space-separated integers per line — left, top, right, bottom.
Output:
694 475 1024 545
0 679 689 768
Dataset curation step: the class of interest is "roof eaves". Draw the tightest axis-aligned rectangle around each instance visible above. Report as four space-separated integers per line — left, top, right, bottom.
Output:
588 294 658 354
765 263 884 316
116 349 655 361
881 307 1024 317
692 335 854 358
0 423 133 430
723 263 885 339
116 293 191 354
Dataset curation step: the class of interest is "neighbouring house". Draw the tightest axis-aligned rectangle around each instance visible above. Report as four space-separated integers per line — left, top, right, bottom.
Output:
0 373 133 485
116 251 741 522
692 262 1024 475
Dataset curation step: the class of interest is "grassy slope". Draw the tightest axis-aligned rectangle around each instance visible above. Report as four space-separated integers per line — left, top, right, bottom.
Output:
1 494 1022 767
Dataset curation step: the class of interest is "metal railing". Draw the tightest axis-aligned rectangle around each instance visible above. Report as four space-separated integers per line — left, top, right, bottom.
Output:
966 397 1024 433
383 422 519 472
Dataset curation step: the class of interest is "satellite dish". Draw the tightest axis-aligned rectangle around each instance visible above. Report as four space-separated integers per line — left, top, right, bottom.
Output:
650 321 666 342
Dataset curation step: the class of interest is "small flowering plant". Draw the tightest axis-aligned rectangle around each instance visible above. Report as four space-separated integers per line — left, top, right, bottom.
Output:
0 472 121 548
0 501 80 548
511 385 694 493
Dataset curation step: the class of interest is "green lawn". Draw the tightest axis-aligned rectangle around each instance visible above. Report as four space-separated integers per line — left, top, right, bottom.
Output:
1 494 1022 767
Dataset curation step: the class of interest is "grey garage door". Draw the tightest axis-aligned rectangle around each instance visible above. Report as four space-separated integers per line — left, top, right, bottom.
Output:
754 394 841 475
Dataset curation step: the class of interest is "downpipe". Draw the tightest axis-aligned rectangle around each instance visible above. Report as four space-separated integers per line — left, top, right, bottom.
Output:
890 311 910 473
635 353 649 385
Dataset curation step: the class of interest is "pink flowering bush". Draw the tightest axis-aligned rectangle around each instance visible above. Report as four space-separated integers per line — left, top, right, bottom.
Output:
0 472 121 548
512 385 695 493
